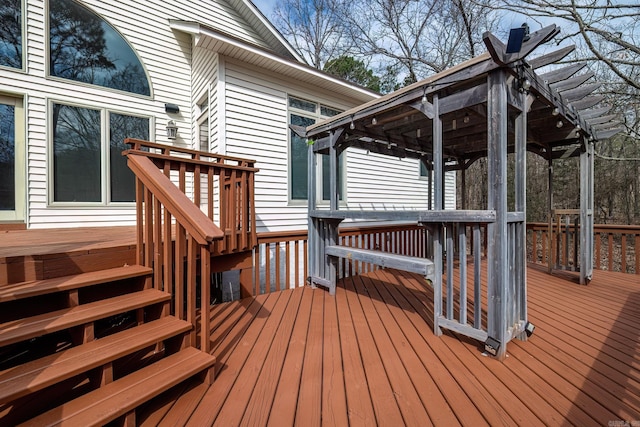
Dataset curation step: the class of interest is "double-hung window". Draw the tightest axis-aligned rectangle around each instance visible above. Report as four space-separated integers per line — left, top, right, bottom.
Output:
289 96 344 203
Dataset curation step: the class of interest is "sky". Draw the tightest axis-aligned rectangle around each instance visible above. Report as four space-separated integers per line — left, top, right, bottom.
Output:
252 0 277 19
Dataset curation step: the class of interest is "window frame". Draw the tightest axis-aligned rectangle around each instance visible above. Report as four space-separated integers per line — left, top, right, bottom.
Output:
48 100 152 207
0 0 26 72
288 95 346 205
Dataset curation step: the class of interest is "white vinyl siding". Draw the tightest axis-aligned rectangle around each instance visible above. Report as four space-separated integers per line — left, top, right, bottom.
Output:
221 58 456 233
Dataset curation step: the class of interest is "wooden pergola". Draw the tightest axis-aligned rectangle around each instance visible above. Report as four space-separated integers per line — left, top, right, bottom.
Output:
299 25 620 359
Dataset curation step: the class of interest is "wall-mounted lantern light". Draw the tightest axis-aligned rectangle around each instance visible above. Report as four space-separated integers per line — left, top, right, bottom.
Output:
166 120 178 140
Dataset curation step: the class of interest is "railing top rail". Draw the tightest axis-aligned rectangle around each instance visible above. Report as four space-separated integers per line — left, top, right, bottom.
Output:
127 154 224 244
125 138 257 167
123 149 259 174
528 222 640 234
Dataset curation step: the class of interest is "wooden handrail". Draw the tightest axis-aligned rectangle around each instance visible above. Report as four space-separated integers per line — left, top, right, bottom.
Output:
127 155 223 245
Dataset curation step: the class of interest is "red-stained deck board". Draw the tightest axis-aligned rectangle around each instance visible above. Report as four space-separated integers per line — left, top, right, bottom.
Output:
142 266 640 426
321 290 349 427
365 271 470 427
266 285 315 427
184 292 282 426
342 275 406 425
241 286 304 426
294 288 324 427
207 290 294 426
334 281 377 426
351 274 433 426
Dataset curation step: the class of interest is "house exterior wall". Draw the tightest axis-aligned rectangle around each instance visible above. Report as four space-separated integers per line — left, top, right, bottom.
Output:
1 0 455 232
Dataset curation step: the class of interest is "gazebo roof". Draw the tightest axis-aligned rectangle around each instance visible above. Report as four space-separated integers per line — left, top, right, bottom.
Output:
302 25 621 170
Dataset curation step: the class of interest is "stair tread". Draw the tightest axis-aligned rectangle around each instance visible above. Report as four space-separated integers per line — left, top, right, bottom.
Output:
0 316 192 403
0 265 152 303
0 289 170 347
19 347 215 427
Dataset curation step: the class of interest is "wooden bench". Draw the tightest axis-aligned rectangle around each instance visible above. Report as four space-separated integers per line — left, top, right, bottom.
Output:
0 316 192 403
324 245 435 294
18 347 216 427
0 289 170 347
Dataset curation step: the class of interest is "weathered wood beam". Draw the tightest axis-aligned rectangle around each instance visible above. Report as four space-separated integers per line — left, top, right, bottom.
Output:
560 83 601 103
580 106 611 120
569 95 605 111
595 128 623 140
550 72 594 92
539 63 586 85
529 45 575 69
309 209 496 223
439 83 488 115
586 114 616 125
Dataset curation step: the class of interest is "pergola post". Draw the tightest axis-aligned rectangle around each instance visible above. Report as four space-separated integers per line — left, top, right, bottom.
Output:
515 88 528 340
432 94 443 337
579 137 594 284
487 69 508 360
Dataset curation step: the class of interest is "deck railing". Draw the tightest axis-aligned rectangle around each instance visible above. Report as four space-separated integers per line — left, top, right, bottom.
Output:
254 224 427 294
124 139 258 352
527 222 640 274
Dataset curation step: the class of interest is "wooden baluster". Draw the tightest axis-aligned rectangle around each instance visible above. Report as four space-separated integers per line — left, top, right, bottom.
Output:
595 232 601 270
275 242 281 292
265 243 271 293
187 235 197 347
200 245 211 353
621 234 627 273
154 196 163 290
194 164 201 208
135 178 144 266
144 189 154 270
459 225 467 325
636 234 640 275
608 233 614 271
175 224 186 320
254 243 261 296
163 211 173 297
208 168 214 220
285 241 291 290
294 240 300 287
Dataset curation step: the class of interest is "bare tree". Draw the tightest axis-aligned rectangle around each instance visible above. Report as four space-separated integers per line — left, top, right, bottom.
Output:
272 0 351 69
493 0 640 223
346 0 499 85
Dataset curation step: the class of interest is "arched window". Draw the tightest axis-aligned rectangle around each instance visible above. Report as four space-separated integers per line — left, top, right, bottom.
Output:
49 0 151 96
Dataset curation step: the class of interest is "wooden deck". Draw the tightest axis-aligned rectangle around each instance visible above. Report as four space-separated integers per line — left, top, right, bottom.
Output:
138 265 640 426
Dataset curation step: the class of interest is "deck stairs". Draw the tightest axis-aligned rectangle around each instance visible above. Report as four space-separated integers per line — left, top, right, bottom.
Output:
0 252 215 426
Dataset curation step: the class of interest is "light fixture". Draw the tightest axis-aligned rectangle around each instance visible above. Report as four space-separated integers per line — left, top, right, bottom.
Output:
520 78 531 92
524 321 535 337
484 336 501 356
166 120 178 139
350 118 355 130
422 94 428 104
556 120 564 128
164 103 180 114
551 107 560 116
372 117 378 125
463 113 470 124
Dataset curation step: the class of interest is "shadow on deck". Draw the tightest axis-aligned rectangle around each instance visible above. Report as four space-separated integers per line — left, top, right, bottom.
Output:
139 266 640 426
